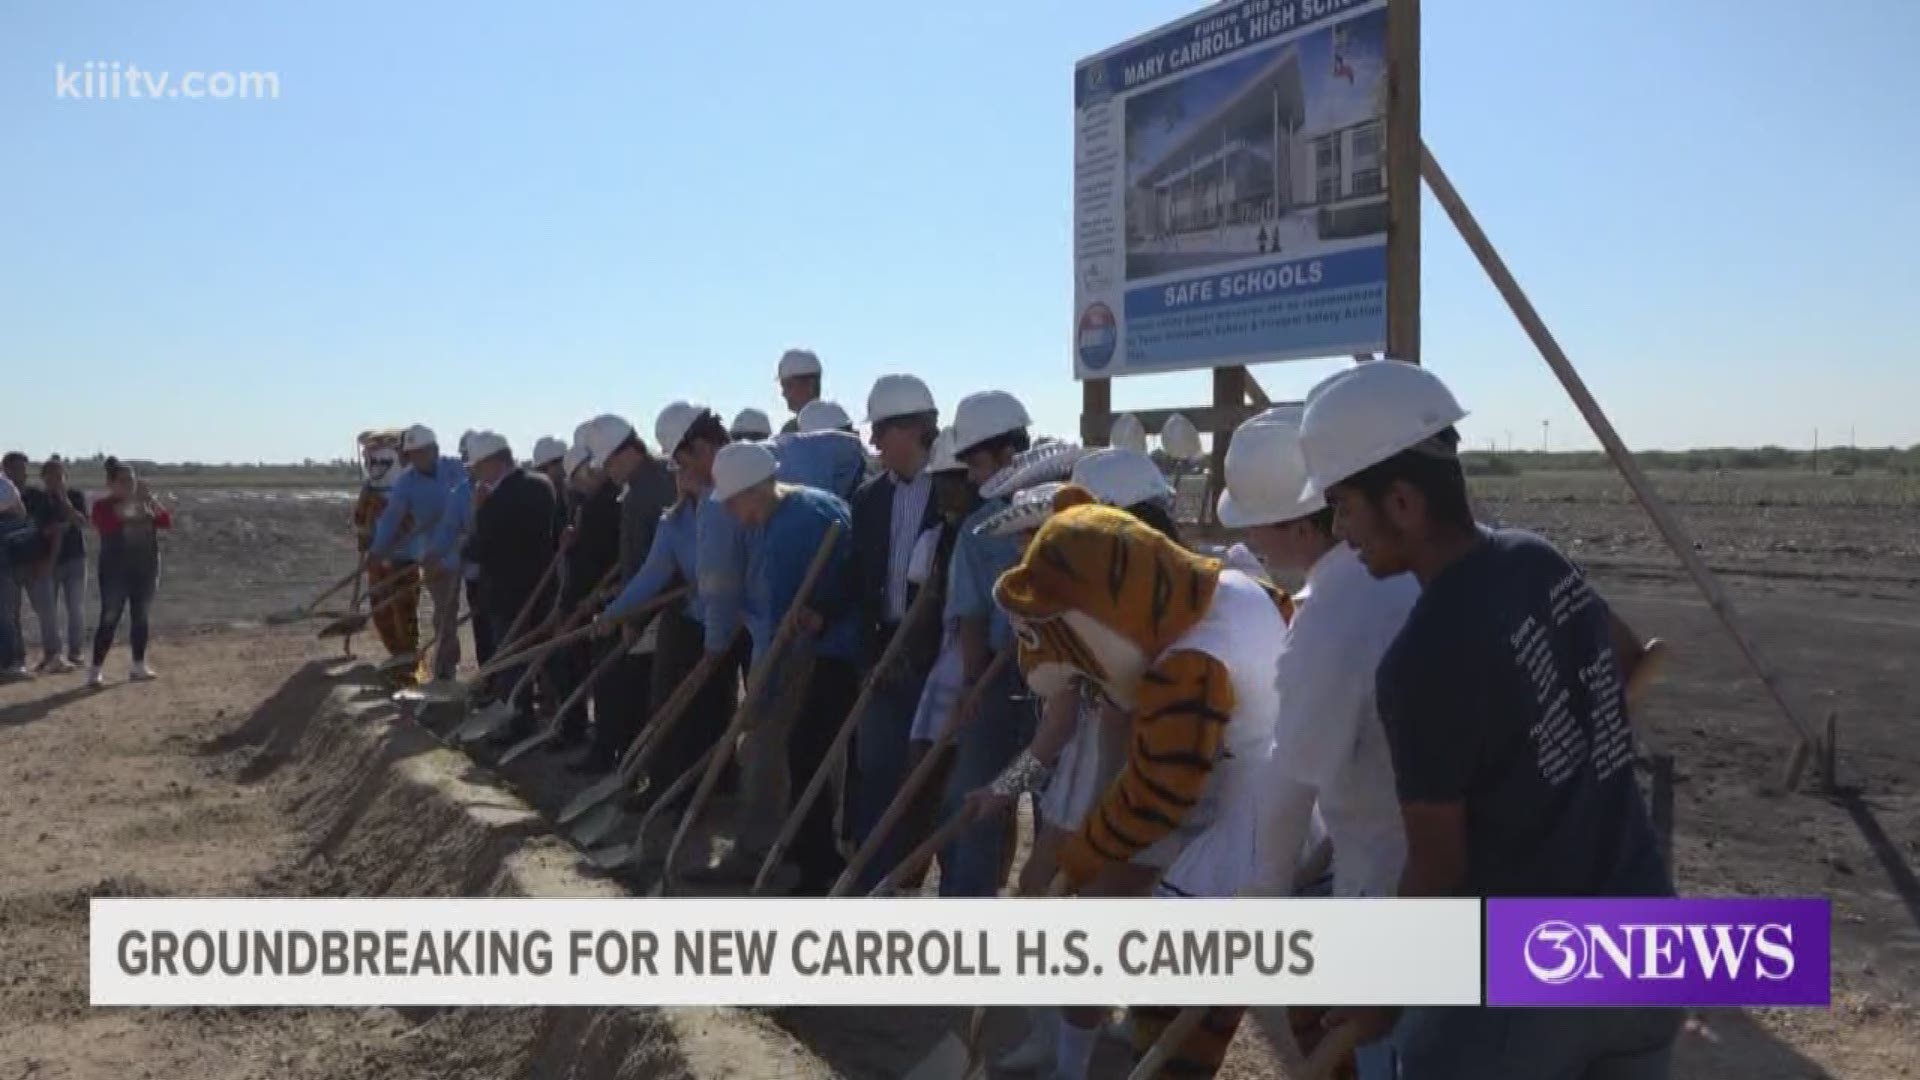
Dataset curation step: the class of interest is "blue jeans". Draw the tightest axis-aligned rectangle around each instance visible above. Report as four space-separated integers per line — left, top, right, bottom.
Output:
851 657 930 893
1392 1006 1680 1079
52 559 86 660
0 560 21 670
936 658 1035 897
93 566 157 665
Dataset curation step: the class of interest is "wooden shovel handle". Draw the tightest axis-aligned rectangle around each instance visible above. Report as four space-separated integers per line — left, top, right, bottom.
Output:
490 549 568 661
752 580 944 894
613 634 738 784
662 521 845 883
830 649 1013 898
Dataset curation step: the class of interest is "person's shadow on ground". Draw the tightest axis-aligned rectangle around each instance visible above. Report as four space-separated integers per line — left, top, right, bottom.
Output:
0 684 110 730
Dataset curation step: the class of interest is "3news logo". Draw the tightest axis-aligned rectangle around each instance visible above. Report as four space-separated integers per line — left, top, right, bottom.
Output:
1487 899 1831 1007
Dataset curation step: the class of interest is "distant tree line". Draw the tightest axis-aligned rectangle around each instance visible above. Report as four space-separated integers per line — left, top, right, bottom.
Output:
1462 445 1920 476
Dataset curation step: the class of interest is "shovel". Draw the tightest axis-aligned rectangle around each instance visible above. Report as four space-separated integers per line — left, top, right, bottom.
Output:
751 581 941 894
388 608 474 699
659 522 843 890
454 584 685 743
497 629 633 764
560 635 739 831
317 586 412 639
482 548 569 669
267 523 420 625
900 872 1072 1080
583 736 723 870
829 649 1012 898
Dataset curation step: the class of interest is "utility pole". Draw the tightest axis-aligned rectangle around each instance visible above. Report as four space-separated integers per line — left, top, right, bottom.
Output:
1812 428 1819 472
1542 419 1550 453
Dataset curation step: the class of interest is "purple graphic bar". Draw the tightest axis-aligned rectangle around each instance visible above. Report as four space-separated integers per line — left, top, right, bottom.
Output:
1486 898 1831 1007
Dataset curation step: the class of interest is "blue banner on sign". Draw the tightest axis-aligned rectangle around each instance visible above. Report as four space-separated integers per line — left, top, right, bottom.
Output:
1076 0 1376 106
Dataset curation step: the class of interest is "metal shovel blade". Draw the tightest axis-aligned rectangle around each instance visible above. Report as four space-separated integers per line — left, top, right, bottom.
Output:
317 612 371 639
324 659 369 679
570 802 628 848
559 772 626 825
498 726 557 765
454 701 517 743
587 837 652 873
902 1032 979 1080
375 651 417 675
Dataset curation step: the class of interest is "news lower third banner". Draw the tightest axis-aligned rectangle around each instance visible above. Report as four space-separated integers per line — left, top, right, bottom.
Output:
90 897 1833 1008
93 898 1479 1007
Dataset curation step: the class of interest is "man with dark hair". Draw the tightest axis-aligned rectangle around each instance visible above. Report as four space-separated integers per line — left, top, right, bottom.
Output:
936 390 1036 897
846 374 944 890
577 415 676 776
1297 361 1678 1079
41 457 90 670
0 454 33 680
594 404 747 808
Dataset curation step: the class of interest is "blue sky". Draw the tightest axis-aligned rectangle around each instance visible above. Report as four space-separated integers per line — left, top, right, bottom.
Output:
2 0 1915 463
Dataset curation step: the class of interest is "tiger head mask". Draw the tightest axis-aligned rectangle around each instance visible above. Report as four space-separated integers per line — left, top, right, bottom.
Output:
993 485 1219 709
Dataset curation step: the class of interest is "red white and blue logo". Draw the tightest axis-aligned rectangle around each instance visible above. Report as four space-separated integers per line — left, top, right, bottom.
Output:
1077 303 1117 371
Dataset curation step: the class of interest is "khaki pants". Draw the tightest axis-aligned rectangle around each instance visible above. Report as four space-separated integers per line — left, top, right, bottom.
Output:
422 567 463 680
732 640 813 859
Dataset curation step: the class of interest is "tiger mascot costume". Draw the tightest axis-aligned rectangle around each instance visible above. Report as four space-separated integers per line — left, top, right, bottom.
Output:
994 486 1347 1079
352 429 422 679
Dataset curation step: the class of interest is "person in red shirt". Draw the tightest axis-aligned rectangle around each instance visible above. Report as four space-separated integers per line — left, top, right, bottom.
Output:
86 459 172 687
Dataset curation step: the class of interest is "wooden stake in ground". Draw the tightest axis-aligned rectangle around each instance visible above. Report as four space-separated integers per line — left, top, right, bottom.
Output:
751 579 942 894
1418 142 1824 780
660 521 844 888
830 649 1013 898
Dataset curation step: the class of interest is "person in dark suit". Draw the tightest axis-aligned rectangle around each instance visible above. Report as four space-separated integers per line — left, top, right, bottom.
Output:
848 375 945 891
459 431 558 743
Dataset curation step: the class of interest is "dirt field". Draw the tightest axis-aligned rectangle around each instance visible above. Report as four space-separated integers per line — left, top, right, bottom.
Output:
2 470 1916 1078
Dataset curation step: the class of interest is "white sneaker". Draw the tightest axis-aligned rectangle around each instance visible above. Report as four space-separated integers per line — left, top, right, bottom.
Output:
85 666 105 688
50 656 77 674
997 1007 1058 1073
130 662 157 682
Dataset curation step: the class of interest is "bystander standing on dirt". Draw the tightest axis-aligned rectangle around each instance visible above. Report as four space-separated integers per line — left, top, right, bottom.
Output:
0 465 30 680
3 451 64 675
41 456 91 670
87 458 172 688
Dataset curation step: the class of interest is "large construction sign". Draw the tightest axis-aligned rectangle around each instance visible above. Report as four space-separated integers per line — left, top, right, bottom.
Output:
1074 0 1408 378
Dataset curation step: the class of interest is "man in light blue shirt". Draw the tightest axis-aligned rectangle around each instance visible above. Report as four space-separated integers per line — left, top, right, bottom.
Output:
769 428 866 502
590 405 748 803
936 391 1037 897
370 425 470 680
714 441 859 894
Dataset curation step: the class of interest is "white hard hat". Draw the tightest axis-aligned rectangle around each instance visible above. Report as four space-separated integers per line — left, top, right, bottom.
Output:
777 348 823 381
866 374 937 424
952 391 1032 455
977 481 1067 538
979 441 1085 500
401 424 438 452
1298 360 1467 501
710 441 778 502
730 408 773 440
579 414 637 469
655 401 710 457
1217 405 1324 528
562 442 591 479
531 436 568 468
1109 413 1148 455
1072 447 1173 510
466 430 511 464
928 427 965 475
797 399 853 433
1160 412 1204 462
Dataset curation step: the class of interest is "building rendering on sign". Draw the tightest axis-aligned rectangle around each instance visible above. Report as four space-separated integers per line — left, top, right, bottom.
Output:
1124 43 1388 281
